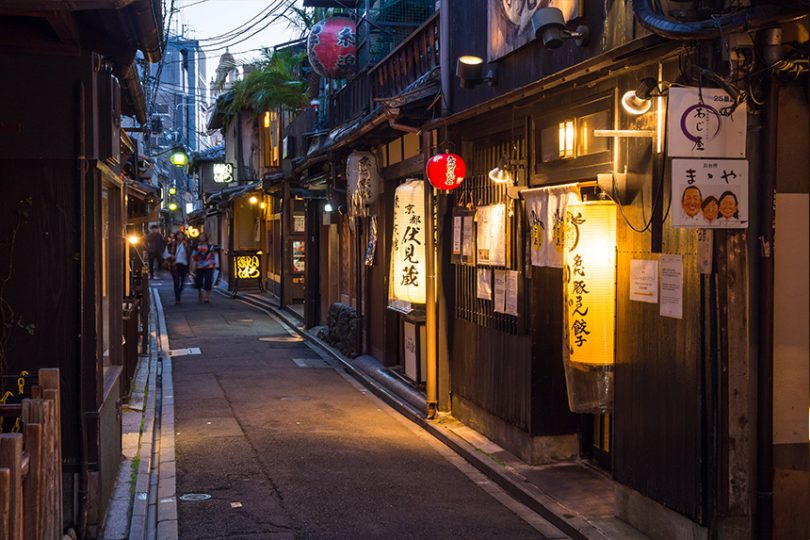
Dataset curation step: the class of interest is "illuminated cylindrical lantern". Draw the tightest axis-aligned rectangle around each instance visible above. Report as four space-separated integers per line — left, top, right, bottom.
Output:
307 16 357 80
562 200 617 413
426 153 466 191
346 150 381 217
390 180 426 304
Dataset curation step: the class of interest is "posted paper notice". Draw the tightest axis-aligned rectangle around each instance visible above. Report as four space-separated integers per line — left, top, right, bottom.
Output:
630 259 659 303
659 255 683 319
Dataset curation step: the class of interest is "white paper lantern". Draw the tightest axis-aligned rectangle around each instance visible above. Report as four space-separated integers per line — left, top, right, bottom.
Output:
390 180 426 304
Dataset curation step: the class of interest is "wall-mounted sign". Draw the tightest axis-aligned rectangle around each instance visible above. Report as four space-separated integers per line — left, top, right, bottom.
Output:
564 201 616 366
213 162 234 183
667 87 747 158
293 214 306 233
390 180 426 304
234 254 261 280
488 0 581 62
671 158 748 228
476 204 507 266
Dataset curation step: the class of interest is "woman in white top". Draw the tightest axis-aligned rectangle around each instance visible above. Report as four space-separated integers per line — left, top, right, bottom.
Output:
164 231 190 304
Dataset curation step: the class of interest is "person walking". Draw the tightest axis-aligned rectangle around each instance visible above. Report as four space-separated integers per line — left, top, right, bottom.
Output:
164 231 190 304
145 225 166 279
191 233 219 303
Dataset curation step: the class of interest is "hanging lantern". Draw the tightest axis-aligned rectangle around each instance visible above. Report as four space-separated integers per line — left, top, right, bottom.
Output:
562 200 617 413
390 180 426 304
426 153 466 191
307 16 357 80
347 151 381 217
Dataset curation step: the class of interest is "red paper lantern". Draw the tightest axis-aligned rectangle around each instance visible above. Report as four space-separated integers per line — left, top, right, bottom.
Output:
426 153 466 191
307 16 357 80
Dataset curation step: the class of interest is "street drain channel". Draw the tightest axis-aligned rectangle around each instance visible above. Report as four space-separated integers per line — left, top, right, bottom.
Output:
179 493 212 502
259 336 304 343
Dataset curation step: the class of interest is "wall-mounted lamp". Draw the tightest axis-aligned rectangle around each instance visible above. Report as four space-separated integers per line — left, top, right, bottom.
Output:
249 195 259 205
621 77 660 115
324 202 334 213
168 202 178 212
128 234 140 246
531 8 590 49
456 55 497 89
488 154 514 184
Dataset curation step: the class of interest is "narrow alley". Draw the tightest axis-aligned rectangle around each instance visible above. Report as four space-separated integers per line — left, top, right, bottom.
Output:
156 276 565 539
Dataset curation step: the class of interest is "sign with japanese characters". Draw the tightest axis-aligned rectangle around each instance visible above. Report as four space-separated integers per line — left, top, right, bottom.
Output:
564 201 616 366
347 151 381 217
390 180 426 304
523 185 578 268
672 158 748 228
476 204 507 266
667 87 746 158
213 162 234 183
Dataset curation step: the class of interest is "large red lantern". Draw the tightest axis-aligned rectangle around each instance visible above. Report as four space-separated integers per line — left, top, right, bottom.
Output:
307 16 357 80
426 153 466 191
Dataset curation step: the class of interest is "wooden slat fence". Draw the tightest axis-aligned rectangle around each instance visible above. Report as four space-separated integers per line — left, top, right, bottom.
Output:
0 368 63 540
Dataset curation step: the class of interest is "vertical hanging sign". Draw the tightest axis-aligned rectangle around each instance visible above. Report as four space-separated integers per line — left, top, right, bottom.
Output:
564 201 617 366
390 180 426 304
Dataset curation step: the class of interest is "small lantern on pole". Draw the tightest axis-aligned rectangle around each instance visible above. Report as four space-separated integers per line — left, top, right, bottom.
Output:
426 152 466 191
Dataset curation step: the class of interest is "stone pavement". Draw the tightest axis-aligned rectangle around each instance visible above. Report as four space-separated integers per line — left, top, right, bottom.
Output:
157 279 568 539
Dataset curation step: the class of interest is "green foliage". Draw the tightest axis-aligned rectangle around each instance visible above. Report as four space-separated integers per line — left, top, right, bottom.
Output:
226 48 309 115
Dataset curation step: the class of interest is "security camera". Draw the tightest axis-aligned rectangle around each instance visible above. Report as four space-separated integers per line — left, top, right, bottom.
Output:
531 7 590 49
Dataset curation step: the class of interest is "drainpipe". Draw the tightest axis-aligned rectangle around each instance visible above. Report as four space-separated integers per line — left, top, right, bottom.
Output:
439 0 451 117
423 129 438 419
754 27 780 540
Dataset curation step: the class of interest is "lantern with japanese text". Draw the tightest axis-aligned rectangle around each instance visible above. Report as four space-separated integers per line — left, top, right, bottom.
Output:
347 150 381 217
390 180 426 305
562 200 617 414
426 153 466 191
307 16 357 80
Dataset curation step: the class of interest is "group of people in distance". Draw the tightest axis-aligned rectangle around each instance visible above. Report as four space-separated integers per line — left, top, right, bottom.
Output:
144 225 220 304
680 185 740 226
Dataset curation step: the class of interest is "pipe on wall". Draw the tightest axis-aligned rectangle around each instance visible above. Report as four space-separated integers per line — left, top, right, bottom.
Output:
631 0 806 40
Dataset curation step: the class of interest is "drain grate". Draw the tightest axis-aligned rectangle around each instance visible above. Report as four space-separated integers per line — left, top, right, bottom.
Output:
179 493 212 502
292 358 331 368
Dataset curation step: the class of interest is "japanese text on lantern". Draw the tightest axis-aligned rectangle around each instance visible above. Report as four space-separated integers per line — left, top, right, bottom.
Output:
390 180 426 304
564 201 616 365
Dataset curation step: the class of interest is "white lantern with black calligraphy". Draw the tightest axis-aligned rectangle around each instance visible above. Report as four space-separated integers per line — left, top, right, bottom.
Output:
390 180 426 304
562 200 617 413
346 151 381 217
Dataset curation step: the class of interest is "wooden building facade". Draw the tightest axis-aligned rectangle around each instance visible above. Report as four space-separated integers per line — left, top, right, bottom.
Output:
0 1 163 536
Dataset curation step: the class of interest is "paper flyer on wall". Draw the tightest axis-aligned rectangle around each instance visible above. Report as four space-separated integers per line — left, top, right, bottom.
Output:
505 270 519 316
493 269 507 313
659 255 683 319
452 216 462 255
476 268 492 300
629 259 659 303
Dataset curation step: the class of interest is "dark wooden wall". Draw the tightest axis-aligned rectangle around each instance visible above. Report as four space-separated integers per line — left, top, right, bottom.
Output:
448 0 641 116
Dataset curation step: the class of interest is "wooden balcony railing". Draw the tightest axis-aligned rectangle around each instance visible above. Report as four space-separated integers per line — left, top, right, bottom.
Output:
369 11 439 100
332 69 371 126
328 10 440 128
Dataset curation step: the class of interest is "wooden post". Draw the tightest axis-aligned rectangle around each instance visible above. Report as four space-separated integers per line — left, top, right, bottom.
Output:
0 434 24 540
22 423 42 540
0 468 10 539
38 369 62 540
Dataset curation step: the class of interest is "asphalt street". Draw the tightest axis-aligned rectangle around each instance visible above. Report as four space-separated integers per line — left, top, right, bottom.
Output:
157 277 563 540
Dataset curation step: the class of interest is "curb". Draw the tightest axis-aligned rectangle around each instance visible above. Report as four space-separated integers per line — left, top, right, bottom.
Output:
227 291 610 540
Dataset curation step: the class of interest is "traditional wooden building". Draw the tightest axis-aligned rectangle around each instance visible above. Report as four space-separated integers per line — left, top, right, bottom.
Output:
0 0 163 536
289 1 808 538
433 1 808 538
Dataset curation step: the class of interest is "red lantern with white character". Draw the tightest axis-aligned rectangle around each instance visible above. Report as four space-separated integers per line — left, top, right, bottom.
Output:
307 16 357 80
426 153 466 191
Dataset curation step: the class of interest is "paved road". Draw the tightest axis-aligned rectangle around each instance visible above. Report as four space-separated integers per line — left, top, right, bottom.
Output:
157 278 560 540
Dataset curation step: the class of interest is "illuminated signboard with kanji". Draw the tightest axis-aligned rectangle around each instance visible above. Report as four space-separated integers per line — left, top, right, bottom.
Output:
390 180 426 304
564 201 616 366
